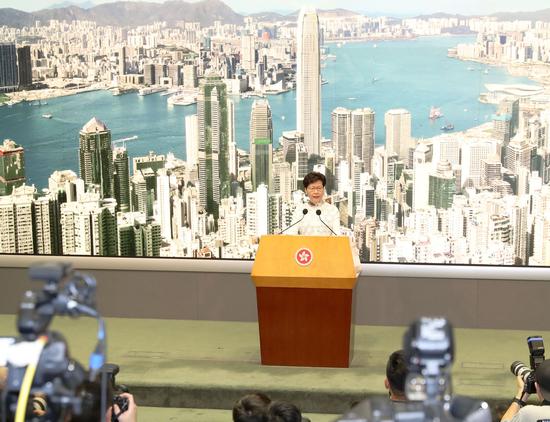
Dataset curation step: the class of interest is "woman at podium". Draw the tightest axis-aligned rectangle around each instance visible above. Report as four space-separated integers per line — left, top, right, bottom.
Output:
284 172 341 236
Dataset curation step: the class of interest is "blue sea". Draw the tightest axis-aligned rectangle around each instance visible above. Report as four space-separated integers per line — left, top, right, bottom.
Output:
0 35 533 189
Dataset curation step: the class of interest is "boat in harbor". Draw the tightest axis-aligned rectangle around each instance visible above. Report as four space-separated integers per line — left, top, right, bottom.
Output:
42 114 52 119
167 94 197 106
138 86 168 96
429 106 443 120
441 123 454 132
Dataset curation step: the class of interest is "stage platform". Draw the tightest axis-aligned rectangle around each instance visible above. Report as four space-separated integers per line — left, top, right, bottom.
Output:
0 315 545 420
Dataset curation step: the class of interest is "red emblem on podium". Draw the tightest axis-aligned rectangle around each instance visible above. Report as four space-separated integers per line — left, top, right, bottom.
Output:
295 248 313 266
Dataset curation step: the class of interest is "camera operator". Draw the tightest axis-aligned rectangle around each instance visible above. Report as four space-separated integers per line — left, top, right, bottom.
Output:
106 393 138 422
501 359 550 422
384 350 408 402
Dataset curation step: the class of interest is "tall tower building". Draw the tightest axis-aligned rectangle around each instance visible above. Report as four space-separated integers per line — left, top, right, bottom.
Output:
351 108 375 174
79 117 113 199
185 114 199 167
0 139 25 196
241 34 256 72
297 7 321 157
0 43 18 92
16 46 32 88
428 160 456 209
250 99 273 191
197 75 231 218
113 147 130 212
504 138 533 176
183 65 198 88
385 109 412 162
331 107 351 163
34 195 61 255
118 46 126 76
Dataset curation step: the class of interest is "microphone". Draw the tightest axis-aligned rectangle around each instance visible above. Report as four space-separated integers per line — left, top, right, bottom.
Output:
316 209 337 236
280 208 308 234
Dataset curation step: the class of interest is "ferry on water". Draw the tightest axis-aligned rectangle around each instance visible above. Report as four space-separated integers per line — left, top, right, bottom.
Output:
441 123 454 132
429 107 443 120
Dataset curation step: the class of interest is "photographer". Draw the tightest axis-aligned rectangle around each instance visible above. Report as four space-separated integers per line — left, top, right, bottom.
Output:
384 350 408 402
501 359 550 422
106 393 138 422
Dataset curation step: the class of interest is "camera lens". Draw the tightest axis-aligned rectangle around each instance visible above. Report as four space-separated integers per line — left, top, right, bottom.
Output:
510 361 532 380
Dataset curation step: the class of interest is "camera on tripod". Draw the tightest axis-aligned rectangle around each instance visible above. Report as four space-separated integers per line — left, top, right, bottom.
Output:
510 336 545 395
336 317 491 422
0 263 128 422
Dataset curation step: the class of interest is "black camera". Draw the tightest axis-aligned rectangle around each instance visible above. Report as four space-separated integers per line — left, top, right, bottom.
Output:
0 263 127 422
335 317 491 422
510 336 545 395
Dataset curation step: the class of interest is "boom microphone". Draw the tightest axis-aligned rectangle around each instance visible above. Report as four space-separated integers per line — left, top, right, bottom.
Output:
280 208 308 234
316 209 337 236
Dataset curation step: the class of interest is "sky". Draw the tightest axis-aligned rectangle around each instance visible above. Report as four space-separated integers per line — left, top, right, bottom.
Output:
2 0 549 16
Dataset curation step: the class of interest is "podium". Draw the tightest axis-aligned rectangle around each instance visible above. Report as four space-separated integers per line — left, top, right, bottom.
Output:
251 235 359 368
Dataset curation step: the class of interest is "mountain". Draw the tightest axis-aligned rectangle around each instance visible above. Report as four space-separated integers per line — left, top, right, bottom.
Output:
0 0 244 27
491 8 550 22
413 12 469 20
48 1 95 9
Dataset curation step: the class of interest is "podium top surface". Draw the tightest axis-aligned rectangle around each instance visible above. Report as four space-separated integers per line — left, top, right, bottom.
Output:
251 235 358 289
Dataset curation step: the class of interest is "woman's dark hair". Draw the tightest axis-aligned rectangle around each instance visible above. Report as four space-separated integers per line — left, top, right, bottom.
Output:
302 172 326 189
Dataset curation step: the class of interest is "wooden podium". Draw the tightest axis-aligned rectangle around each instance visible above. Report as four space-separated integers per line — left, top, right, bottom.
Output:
251 235 358 368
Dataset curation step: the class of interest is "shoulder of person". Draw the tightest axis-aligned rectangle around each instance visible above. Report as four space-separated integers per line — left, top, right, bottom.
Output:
516 404 550 420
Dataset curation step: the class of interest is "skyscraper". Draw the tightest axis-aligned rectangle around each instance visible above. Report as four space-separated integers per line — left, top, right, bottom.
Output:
331 107 351 163
351 108 375 174
16 46 32 88
185 114 199 167
197 75 231 218
79 118 113 199
428 160 456 210
297 7 321 157
0 43 18 92
0 139 25 196
250 99 273 191
385 109 412 162
241 34 256 72
113 147 130 212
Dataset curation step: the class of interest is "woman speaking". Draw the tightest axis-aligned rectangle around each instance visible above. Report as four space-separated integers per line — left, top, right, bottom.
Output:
284 172 341 236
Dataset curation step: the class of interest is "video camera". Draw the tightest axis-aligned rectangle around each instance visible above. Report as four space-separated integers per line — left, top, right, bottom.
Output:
0 263 128 422
510 336 545 395
335 317 491 422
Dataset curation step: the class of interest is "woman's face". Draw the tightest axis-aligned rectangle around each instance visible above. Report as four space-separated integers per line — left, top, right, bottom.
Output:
305 180 324 204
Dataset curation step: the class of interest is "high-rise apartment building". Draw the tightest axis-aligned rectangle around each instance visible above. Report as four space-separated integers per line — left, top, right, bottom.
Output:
183 65 198 88
332 107 351 163
385 109 412 162
113 147 130 212
0 43 18 92
250 100 273 191
79 117 113 199
0 139 25 196
351 108 375 174
297 7 321 157
197 75 232 218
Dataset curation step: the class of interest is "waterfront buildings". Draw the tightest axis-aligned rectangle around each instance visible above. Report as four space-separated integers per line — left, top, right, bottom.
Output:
0 43 18 93
16 46 32 88
297 7 321 157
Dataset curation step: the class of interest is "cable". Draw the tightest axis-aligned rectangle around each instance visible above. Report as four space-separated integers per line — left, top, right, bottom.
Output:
14 335 47 422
